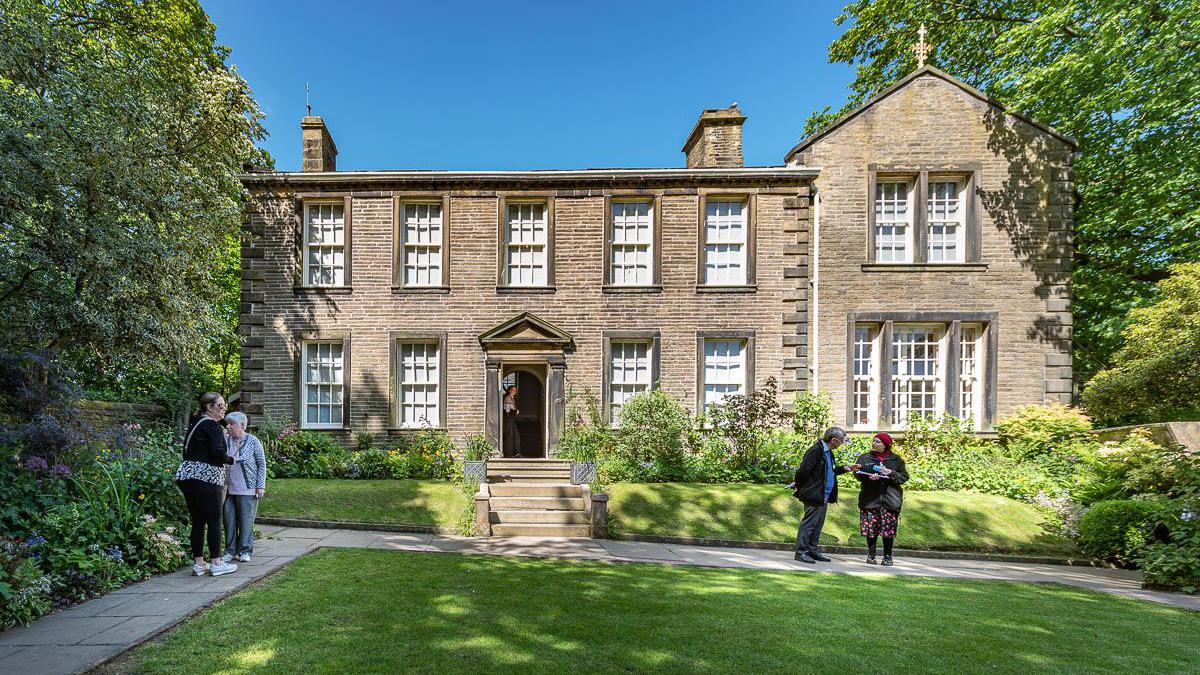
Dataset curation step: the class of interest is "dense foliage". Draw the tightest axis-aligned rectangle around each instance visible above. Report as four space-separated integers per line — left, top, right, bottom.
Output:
1 423 187 628
0 0 268 405
261 424 456 482
808 0 1200 383
1082 263 1200 424
1076 500 1161 564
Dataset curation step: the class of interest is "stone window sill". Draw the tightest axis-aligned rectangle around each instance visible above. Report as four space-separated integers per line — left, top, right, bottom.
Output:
496 286 556 295
392 286 451 295
387 427 449 435
860 263 988 273
294 286 353 295
603 285 663 294
696 285 758 294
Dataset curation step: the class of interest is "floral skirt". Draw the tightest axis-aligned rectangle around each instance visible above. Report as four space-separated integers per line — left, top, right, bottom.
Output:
859 508 899 538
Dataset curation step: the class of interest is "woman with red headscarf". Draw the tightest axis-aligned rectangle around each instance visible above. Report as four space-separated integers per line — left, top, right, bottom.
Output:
854 432 909 566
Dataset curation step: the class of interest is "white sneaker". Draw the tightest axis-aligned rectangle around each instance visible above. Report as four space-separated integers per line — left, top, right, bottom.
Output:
237 553 251 562
220 553 234 563
192 562 210 576
210 560 238 576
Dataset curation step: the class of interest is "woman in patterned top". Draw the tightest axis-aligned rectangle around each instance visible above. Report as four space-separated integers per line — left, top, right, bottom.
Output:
174 392 238 577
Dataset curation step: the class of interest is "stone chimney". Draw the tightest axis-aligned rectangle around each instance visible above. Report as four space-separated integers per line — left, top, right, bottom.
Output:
682 104 746 168
300 116 338 172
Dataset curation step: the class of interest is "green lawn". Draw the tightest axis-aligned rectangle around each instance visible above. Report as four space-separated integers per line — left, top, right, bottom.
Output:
260 479 462 528
260 480 1076 555
607 483 1077 555
121 548 1196 674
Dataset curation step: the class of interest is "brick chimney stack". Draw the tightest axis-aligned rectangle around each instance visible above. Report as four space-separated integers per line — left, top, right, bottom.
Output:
682 104 746 168
300 116 338 172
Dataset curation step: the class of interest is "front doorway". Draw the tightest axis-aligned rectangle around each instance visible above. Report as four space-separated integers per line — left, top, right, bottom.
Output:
479 312 574 458
500 366 546 457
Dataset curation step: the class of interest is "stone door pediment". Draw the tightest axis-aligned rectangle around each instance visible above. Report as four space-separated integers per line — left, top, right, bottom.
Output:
478 312 574 352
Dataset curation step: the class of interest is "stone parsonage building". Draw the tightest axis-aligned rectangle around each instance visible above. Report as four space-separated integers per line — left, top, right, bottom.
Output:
238 66 1075 457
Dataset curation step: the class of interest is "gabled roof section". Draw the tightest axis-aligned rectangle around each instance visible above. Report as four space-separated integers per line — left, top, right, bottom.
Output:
784 65 1077 163
478 312 575 350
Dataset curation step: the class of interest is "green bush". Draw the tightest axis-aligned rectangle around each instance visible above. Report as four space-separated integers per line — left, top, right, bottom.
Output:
616 389 692 480
1138 456 1200 592
268 429 349 478
0 450 71 538
702 378 787 470
790 391 833 443
556 387 617 464
117 425 187 527
904 444 1059 501
1077 499 1161 564
462 434 496 461
995 403 1093 459
898 413 976 460
0 538 52 629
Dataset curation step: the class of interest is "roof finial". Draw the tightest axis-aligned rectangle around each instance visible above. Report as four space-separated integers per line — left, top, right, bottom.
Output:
305 81 312 116
911 23 932 68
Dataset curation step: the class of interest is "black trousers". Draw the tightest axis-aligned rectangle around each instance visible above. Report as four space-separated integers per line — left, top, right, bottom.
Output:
178 479 223 559
795 502 828 554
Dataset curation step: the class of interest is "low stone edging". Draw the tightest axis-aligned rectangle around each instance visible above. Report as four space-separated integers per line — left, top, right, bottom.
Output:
610 532 1111 568
258 517 1105 568
256 516 459 535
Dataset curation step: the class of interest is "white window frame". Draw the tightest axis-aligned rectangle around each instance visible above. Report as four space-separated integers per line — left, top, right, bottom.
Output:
890 324 946 427
395 341 440 428
959 323 984 429
610 200 654 287
927 177 967 263
302 201 347 287
399 202 444 287
300 340 345 429
701 338 747 410
608 340 652 425
702 199 748 285
504 201 548 287
852 324 881 429
874 180 914 263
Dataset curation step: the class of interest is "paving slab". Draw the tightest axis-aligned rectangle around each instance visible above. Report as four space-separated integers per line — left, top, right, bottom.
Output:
598 540 685 561
3 644 126 675
0 615 130 646
78 614 179 646
366 533 434 551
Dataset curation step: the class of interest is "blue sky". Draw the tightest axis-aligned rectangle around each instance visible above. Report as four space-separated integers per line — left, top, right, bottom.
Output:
202 1 856 171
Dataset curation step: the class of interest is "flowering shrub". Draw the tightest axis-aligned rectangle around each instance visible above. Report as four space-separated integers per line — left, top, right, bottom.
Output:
0 538 52 629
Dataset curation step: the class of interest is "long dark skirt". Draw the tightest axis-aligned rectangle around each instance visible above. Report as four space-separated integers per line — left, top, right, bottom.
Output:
503 412 521 455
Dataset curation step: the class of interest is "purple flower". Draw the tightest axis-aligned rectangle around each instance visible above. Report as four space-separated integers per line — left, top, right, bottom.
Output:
51 463 72 479
23 456 48 473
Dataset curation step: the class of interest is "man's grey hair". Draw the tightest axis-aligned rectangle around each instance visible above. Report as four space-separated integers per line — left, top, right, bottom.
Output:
225 411 248 427
822 427 846 442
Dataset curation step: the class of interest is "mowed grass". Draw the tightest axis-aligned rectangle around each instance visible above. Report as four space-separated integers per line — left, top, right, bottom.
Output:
260 480 1076 555
259 479 462 527
608 483 1077 555
121 548 1196 674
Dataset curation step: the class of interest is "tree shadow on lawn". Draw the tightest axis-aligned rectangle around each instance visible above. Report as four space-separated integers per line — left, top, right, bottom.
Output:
608 484 1075 554
155 549 1193 674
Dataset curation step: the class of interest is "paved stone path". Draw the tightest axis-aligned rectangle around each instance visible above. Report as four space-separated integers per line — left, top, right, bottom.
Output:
1 525 1195 674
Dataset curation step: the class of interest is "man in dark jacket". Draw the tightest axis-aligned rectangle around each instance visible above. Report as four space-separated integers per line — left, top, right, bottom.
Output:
789 427 857 563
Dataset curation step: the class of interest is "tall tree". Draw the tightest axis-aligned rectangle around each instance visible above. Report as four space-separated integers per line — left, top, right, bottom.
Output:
0 0 266 379
808 0 1200 381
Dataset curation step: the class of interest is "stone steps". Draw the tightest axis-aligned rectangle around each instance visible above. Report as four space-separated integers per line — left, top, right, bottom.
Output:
489 483 582 498
491 510 590 524
489 496 585 511
490 523 592 537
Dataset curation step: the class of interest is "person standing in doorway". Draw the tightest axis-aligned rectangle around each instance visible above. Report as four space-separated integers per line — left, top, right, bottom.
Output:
503 384 521 457
789 427 858 564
